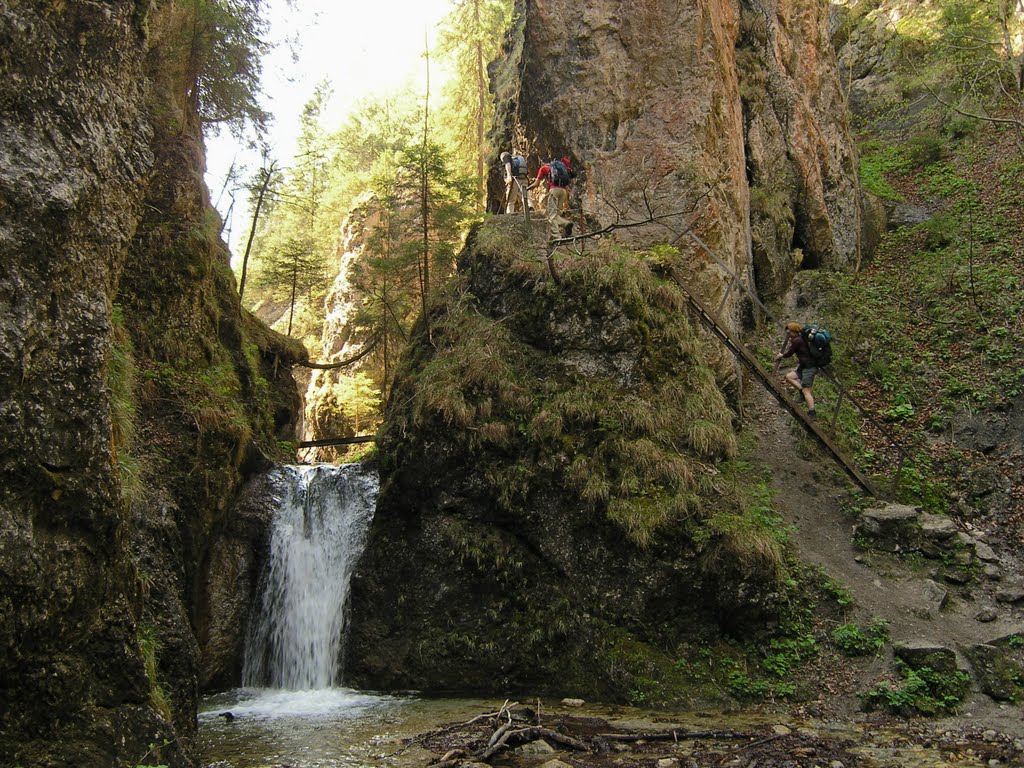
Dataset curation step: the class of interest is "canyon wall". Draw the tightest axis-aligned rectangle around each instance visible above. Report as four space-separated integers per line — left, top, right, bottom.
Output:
489 0 862 311
0 3 302 765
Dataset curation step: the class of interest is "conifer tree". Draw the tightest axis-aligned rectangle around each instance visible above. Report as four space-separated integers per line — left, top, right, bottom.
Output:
436 0 514 198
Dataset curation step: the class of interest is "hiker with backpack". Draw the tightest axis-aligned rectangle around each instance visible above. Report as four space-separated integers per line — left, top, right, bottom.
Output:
775 321 833 420
531 156 575 238
501 151 530 214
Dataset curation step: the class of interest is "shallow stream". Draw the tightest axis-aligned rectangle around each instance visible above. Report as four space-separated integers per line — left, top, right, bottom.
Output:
198 689 1014 767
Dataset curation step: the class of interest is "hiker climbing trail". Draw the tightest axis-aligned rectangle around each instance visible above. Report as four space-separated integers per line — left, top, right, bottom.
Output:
667 230 901 499
678 283 880 497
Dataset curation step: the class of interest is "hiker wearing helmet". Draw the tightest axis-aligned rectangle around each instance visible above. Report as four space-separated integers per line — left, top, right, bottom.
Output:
531 156 574 238
501 151 529 214
776 321 817 419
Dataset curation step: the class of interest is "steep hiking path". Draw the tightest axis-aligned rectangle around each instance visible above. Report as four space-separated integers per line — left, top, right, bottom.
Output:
744 382 1024 726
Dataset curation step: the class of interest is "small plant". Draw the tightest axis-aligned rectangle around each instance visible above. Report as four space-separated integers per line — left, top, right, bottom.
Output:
821 577 854 609
861 661 970 715
138 625 173 722
132 740 171 768
832 618 889 656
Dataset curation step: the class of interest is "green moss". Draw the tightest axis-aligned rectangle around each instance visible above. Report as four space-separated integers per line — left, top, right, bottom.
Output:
109 305 145 504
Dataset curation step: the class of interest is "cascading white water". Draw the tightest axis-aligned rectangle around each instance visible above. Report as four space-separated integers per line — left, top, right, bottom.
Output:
242 464 377 691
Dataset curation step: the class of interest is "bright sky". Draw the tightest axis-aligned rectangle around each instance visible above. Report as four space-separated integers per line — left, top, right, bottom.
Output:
207 0 455 252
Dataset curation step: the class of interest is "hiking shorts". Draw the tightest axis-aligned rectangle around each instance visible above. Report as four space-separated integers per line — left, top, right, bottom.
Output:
796 366 817 389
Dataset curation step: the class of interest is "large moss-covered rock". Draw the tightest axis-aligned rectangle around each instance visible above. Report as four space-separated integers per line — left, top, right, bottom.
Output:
344 219 793 703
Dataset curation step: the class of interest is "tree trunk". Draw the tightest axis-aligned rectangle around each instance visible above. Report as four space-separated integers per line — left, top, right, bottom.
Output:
238 160 275 307
475 0 486 200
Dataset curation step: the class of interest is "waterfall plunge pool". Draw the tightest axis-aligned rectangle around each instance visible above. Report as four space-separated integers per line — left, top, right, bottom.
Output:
198 690 496 767
200 465 498 766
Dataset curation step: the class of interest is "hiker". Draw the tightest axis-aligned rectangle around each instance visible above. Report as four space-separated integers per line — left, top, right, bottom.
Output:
531 156 575 238
776 321 818 419
501 151 529 214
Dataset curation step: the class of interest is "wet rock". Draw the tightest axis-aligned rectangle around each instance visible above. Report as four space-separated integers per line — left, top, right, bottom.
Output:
893 642 958 675
560 698 585 707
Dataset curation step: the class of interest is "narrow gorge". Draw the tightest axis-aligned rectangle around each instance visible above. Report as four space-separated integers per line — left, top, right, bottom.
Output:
2 0 1022 766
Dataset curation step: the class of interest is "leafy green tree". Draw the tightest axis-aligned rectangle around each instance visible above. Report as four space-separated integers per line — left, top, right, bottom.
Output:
894 0 1024 127
345 139 474 390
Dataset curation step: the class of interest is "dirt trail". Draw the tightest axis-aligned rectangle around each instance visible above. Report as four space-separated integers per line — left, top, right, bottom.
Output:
745 381 1024 730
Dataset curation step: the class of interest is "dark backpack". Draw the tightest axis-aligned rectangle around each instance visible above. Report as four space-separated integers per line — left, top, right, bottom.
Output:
549 159 571 187
510 154 527 177
801 325 833 367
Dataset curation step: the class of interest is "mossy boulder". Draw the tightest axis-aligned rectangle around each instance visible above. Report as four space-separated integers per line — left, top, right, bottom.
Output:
344 218 797 704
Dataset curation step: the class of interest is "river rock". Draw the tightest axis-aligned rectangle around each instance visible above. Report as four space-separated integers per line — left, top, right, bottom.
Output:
517 739 556 755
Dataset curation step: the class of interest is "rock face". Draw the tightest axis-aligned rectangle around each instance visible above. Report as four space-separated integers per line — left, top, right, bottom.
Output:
0 3 302 765
489 0 861 314
0 4 164 764
303 202 378 460
344 218 789 701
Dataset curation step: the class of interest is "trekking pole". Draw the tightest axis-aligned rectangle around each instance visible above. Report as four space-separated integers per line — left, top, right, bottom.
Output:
519 179 532 241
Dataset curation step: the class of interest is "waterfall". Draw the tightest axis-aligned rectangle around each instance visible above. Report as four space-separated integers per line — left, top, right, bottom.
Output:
242 464 377 690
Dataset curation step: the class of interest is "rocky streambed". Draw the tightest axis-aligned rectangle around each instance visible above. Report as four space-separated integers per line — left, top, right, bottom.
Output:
198 694 1022 767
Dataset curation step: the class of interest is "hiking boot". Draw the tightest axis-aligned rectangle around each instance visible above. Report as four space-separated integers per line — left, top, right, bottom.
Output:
807 409 816 420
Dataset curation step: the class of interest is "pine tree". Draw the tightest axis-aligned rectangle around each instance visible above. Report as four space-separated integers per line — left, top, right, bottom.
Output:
436 0 514 198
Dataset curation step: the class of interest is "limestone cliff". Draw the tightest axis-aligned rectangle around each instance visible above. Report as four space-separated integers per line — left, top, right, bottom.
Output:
0 3 302 765
489 0 861 311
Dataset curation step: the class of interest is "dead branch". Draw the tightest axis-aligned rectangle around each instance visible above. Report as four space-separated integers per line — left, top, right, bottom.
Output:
597 728 748 741
477 726 588 761
548 208 692 248
462 699 518 727
295 338 378 370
